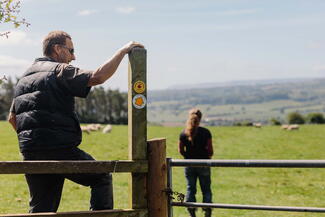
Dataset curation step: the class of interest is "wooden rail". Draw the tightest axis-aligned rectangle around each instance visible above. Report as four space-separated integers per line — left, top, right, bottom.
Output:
0 160 147 174
1 209 147 217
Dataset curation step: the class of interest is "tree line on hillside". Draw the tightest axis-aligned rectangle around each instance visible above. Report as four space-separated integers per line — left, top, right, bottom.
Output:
0 77 127 124
251 112 325 126
148 79 325 105
285 112 325 125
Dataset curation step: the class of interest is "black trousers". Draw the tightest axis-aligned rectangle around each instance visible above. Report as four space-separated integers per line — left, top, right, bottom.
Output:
23 147 113 213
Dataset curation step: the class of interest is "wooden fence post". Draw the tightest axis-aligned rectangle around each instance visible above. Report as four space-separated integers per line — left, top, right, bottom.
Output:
148 138 168 217
128 48 148 211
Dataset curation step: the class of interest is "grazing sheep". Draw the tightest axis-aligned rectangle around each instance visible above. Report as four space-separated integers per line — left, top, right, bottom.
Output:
84 124 102 131
102 125 112 134
95 124 103 129
81 126 91 134
281 125 289 130
281 124 299 131
253 123 262 128
287 124 299 130
81 124 103 134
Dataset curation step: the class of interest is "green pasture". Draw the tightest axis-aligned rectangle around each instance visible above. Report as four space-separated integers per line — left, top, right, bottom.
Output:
1 121 325 216
148 99 325 124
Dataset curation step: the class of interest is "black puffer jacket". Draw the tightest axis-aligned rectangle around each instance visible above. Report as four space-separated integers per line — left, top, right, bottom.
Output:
14 58 82 153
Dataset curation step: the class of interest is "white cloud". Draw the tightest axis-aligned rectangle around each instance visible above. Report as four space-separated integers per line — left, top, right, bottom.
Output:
307 41 324 49
313 65 325 72
116 7 136 14
0 30 36 46
0 55 30 69
167 66 179 72
217 9 259 16
0 55 32 78
24 0 61 1
78 9 98 16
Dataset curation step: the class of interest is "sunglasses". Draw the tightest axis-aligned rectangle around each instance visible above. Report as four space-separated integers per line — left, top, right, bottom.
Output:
59 45 74 55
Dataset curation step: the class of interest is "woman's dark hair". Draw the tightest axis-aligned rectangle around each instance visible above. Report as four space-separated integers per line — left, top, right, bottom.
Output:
43 31 71 57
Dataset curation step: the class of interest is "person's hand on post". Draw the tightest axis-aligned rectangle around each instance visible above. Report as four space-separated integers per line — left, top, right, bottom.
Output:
88 41 145 86
120 41 144 54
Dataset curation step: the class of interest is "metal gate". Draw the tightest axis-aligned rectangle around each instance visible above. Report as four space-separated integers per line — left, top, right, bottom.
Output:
166 158 325 217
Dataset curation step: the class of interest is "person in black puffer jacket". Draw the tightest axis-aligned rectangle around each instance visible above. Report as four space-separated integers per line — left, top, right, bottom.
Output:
8 30 143 213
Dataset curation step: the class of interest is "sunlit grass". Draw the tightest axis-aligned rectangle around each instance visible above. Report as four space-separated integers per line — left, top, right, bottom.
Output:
1 121 325 216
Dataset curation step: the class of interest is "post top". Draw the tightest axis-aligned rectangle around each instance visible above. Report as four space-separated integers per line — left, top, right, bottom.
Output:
129 47 147 55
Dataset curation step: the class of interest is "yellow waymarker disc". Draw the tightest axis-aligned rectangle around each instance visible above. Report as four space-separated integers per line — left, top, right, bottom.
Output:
133 81 146 93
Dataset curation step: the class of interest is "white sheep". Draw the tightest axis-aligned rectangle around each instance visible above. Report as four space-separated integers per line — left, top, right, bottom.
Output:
81 126 91 134
281 125 289 130
253 123 262 128
287 124 299 130
102 125 112 134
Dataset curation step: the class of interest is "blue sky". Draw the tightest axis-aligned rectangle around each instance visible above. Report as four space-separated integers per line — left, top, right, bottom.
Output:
1 0 325 90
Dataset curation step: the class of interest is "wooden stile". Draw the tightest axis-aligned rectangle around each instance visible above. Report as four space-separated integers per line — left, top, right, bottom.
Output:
0 161 147 174
128 48 148 211
1 47 168 217
1 209 147 217
147 138 168 217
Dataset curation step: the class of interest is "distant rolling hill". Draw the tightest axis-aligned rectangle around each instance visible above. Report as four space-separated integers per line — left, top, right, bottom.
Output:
147 77 325 126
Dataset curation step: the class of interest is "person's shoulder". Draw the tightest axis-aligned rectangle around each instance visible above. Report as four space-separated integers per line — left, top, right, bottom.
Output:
198 126 209 132
198 126 212 135
179 129 187 138
55 64 84 80
56 63 77 72
35 57 61 69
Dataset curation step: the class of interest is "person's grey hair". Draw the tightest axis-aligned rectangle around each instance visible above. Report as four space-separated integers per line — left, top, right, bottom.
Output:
43 31 71 57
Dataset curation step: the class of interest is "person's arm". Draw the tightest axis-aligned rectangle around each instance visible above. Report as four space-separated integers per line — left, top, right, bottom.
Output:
206 138 213 158
178 140 186 157
8 101 17 132
88 41 144 86
8 112 17 132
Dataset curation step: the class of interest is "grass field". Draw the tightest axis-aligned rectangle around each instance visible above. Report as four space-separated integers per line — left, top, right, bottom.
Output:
148 99 325 125
1 121 325 216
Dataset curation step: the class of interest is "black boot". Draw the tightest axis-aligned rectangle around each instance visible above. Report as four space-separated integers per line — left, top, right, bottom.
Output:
187 208 196 217
203 208 212 217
